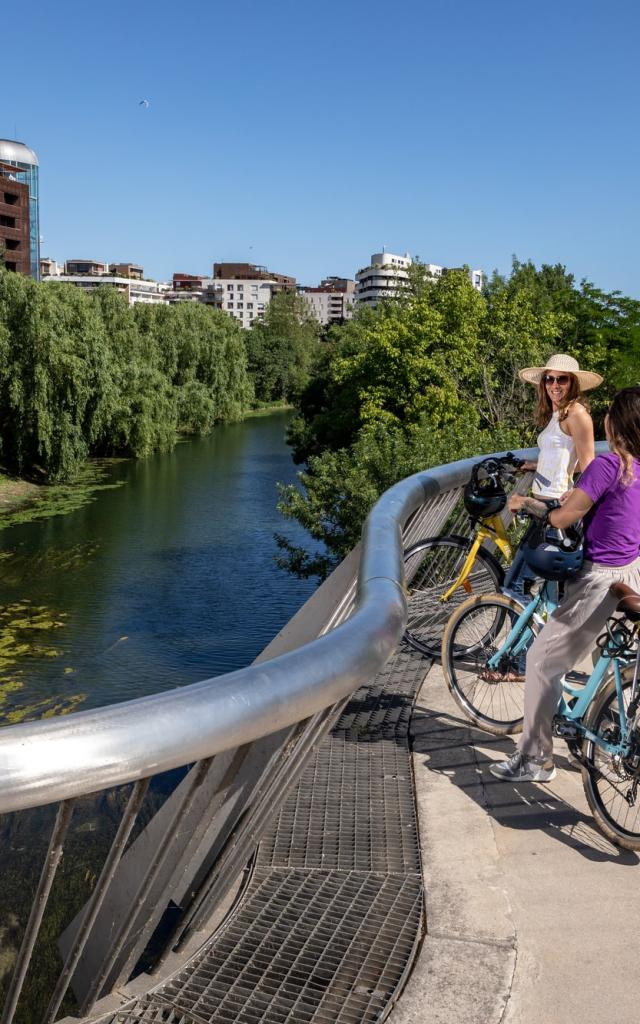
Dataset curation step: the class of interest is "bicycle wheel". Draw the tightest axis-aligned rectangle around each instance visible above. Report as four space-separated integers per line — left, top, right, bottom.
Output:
582 673 640 851
442 593 540 735
403 535 504 660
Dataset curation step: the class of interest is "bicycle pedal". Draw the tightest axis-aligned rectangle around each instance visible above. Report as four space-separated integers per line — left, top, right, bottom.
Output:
553 716 580 740
563 670 589 686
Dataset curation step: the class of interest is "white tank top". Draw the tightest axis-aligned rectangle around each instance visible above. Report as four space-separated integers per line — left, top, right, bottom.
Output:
532 411 577 498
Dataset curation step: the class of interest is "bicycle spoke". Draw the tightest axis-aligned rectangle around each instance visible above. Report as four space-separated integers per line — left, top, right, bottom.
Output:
584 680 640 847
444 597 536 733
405 538 503 657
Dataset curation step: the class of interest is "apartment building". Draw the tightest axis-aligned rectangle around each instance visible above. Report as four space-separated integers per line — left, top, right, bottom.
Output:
300 277 356 325
42 260 168 305
355 251 484 307
0 162 30 275
355 252 412 307
211 262 296 329
0 140 39 278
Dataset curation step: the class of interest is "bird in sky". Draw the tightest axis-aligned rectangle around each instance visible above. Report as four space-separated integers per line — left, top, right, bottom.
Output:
139 99 150 108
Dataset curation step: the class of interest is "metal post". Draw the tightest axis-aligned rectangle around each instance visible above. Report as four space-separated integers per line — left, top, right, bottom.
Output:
0 800 74 1024
78 758 213 1015
43 779 150 1024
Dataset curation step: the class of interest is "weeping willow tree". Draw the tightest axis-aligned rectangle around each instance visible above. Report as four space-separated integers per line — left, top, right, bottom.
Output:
0 271 253 481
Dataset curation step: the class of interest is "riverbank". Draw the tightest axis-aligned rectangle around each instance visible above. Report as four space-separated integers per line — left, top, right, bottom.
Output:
0 474 40 517
0 464 124 531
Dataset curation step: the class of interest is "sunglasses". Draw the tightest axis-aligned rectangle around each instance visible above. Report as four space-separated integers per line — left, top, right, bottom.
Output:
543 374 571 385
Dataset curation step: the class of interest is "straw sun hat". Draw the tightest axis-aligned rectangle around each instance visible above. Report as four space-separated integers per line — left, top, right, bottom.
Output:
518 353 603 391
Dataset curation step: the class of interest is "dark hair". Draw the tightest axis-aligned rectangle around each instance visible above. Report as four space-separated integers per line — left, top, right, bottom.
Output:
534 373 587 428
607 386 640 484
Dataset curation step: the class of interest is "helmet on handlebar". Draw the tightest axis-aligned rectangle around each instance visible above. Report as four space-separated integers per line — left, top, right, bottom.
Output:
463 458 507 520
523 521 584 581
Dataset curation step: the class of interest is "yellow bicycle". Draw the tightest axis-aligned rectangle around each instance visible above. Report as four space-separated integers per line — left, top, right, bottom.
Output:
404 454 524 659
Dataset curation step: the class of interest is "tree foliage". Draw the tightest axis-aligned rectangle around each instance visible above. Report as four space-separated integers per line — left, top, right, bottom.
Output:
244 289 321 403
0 272 253 480
279 260 640 577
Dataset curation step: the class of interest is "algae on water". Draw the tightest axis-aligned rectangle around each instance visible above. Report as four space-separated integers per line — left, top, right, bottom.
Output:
0 461 124 532
0 600 86 725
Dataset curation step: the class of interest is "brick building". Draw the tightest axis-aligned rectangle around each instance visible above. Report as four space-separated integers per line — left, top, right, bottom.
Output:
0 162 31 275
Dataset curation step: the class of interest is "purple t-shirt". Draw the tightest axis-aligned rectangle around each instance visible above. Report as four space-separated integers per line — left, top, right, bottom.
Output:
578 452 640 565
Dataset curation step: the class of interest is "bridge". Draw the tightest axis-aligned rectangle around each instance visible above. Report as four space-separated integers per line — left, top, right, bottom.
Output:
0 446 638 1024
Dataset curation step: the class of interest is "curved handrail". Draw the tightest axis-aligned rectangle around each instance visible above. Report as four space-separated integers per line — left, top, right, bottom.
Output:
0 448 539 814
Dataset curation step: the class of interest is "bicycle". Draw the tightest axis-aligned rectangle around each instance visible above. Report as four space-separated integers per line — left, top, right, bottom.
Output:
403 453 526 659
442 575 640 850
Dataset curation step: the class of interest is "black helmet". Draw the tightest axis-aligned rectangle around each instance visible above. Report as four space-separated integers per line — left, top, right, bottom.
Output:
463 459 507 520
524 522 583 581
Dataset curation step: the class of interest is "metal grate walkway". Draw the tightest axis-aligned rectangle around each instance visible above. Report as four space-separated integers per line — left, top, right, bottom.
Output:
115 645 429 1023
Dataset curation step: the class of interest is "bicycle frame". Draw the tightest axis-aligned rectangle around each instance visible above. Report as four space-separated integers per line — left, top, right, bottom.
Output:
488 593 639 758
440 515 515 602
560 625 640 758
486 580 558 669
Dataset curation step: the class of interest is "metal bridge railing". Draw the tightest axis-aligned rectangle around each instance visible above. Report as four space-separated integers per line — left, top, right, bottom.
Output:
0 448 539 1024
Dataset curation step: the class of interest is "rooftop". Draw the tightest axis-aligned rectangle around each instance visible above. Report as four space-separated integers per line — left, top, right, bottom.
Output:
0 139 39 166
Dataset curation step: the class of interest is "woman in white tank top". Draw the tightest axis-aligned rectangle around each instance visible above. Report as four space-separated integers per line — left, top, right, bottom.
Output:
518 353 601 498
503 354 602 605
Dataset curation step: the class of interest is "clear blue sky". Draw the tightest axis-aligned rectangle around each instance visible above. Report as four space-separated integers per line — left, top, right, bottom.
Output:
5 0 640 294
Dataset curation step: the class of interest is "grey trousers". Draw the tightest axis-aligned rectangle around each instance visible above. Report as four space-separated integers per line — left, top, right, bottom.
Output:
519 555 640 763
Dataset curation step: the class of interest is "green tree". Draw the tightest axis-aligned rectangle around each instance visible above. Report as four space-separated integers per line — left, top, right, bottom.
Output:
278 261 640 578
0 273 107 479
245 289 320 402
0 272 254 481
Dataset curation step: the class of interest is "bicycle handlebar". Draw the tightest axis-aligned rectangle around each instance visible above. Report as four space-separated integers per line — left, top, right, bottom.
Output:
473 453 526 489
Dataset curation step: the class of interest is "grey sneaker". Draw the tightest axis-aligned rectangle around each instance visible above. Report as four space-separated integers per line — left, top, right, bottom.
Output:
489 751 556 782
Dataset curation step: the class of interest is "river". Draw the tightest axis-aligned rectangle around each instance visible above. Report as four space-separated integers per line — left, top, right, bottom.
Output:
0 411 318 724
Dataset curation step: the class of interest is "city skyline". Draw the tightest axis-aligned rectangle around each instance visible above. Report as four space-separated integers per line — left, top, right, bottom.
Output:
5 0 640 297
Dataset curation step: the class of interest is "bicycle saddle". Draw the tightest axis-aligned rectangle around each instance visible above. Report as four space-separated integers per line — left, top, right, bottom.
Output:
610 581 640 622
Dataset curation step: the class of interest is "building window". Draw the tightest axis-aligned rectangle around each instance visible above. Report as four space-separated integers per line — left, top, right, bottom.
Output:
247 302 253 309
237 284 244 291
227 302 233 309
227 284 234 291
237 302 243 309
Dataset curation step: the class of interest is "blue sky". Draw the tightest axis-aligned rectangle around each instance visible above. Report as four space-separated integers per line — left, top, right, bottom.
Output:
5 0 640 294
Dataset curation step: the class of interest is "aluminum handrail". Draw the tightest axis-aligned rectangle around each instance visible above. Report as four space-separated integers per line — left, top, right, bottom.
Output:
0 448 538 814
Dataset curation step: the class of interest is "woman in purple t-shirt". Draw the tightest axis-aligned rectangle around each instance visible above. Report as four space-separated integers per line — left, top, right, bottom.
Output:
491 386 640 783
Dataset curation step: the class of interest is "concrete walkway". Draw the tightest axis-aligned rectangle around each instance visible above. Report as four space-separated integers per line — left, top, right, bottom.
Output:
389 660 640 1024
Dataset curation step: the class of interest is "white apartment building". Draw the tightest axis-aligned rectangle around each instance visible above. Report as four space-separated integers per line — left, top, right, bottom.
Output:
355 251 484 308
209 277 275 329
42 267 169 305
355 252 413 307
300 277 356 325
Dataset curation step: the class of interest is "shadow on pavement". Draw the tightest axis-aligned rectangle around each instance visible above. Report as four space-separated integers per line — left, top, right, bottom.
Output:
411 704 639 866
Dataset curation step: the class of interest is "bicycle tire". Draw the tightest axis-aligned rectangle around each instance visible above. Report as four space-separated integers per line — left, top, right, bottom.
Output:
403 534 504 660
442 592 540 735
582 672 640 851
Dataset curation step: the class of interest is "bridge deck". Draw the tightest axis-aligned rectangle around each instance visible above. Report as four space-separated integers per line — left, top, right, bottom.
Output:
105 646 430 1023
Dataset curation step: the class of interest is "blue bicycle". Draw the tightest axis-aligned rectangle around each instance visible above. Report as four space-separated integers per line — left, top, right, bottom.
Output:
442 576 640 850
